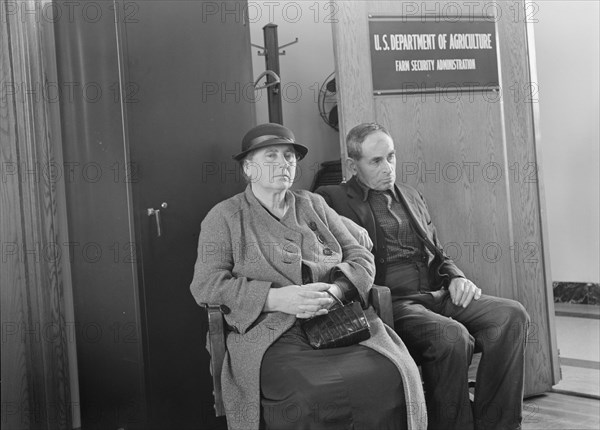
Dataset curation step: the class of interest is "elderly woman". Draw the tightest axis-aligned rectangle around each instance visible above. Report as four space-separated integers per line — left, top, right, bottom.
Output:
190 123 426 430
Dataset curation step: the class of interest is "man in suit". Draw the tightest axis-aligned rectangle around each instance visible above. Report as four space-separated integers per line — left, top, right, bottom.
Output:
316 122 530 430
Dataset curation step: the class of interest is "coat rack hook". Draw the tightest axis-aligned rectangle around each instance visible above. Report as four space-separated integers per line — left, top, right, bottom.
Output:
251 37 299 56
254 70 281 90
251 43 266 56
278 37 298 52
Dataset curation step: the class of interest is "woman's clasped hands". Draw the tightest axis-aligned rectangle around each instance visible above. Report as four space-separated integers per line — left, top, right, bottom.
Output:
264 282 341 318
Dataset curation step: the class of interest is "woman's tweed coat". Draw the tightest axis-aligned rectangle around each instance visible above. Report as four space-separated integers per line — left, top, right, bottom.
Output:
190 186 426 430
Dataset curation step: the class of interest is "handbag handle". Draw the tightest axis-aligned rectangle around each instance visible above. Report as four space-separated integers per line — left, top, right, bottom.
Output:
326 289 344 307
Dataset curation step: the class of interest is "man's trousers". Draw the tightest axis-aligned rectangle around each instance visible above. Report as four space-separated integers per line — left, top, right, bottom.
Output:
387 261 530 430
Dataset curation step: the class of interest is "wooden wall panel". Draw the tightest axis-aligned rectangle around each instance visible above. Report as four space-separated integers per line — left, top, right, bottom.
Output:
1 11 32 428
332 0 558 396
376 94 511 299
1 1 75 428
496 6 557 395
332 0 374 170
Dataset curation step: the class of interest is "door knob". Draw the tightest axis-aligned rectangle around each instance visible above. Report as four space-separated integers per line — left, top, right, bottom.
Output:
147 202 168 237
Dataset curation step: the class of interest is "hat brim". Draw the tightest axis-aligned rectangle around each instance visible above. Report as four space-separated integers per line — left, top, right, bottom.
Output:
232 138 309 161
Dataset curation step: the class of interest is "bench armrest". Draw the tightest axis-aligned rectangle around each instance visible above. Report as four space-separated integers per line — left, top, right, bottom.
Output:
370 285 394 327
201 304 226 417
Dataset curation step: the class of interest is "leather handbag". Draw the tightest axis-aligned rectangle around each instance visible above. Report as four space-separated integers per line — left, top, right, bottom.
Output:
301 291 371 349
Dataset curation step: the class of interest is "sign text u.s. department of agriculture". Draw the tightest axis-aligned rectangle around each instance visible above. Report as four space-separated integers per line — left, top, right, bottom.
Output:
369 16 499 94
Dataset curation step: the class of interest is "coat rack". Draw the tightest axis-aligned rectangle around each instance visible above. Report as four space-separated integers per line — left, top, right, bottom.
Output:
251 23 298 125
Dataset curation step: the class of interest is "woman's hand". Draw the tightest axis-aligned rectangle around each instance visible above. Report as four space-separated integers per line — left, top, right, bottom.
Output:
265 283 336 318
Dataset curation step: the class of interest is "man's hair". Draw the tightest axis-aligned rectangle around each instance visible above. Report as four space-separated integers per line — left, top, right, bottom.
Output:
346 123 392 160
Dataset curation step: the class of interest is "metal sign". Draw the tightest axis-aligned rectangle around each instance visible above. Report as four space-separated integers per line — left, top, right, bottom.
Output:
369 16 500 94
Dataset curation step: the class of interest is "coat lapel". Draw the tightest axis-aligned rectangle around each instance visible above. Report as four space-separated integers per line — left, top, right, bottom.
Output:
394 184 441 257
346 177 378 250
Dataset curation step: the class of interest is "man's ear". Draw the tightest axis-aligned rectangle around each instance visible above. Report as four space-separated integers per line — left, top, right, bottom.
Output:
345 157 357 176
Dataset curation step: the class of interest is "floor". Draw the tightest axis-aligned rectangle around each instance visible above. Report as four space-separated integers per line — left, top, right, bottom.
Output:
552 303 600 398
522 392 600 430
522 302 600 429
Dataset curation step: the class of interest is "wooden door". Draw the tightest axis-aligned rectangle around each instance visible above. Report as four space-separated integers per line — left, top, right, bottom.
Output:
331 0 558 396
54 4 149 428
54 1 255 428
124 1 254 428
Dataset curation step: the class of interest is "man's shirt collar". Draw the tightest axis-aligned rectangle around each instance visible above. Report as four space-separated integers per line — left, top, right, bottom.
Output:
354 176 399 202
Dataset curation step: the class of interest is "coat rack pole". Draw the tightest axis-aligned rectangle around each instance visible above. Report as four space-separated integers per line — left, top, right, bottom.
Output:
263 23 283 124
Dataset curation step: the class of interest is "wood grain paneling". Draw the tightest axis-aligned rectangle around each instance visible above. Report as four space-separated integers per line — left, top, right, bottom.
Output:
1 1 74 428
376 94 511 299
332 0 558 396
332 0 375 172
1 10 32 429
496 1 556 395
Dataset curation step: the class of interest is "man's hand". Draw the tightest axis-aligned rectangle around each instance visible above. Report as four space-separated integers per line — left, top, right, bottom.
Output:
448 277 482 308
264 283 335 318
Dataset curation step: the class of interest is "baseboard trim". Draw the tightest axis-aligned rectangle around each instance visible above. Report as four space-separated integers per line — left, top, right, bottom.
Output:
554 302 600 319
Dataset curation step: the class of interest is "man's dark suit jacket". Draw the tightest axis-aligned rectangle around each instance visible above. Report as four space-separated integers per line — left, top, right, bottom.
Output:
316 176 464 288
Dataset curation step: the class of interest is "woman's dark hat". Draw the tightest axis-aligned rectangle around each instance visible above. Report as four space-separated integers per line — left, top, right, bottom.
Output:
233 123 309 161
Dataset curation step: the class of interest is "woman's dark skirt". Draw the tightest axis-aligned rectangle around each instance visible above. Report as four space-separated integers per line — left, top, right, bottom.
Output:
260 321 407 430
